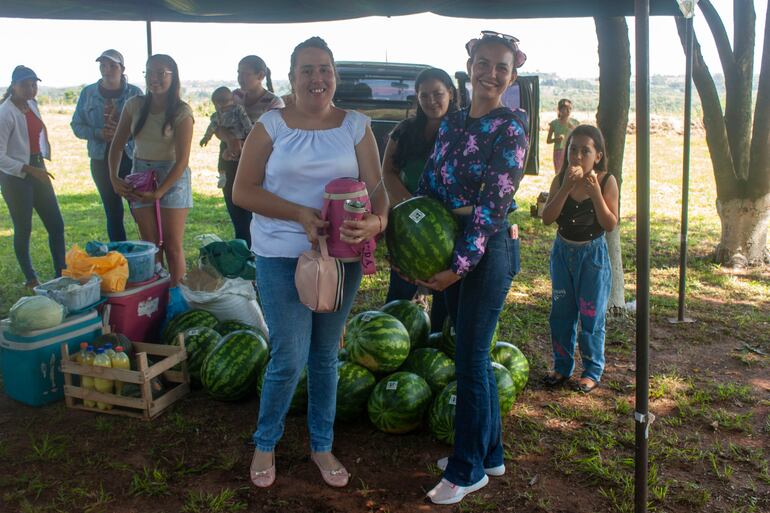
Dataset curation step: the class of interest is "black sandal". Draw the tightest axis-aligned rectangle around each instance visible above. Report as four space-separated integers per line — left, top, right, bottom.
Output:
573 378 599 394
541 373 569 387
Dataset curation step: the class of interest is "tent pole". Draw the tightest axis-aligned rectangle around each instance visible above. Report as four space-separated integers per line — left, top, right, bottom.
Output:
146 20 153 57
634 1 653 512
671 14 695 324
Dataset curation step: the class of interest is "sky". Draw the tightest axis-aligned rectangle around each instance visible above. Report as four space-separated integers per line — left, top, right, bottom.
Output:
0 1 765 88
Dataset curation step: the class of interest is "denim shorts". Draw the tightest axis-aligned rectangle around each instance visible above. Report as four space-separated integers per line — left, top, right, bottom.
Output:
130 158 193 209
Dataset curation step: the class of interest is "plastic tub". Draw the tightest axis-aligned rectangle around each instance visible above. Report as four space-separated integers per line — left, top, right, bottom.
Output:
34 275 102 312
108 241 158 284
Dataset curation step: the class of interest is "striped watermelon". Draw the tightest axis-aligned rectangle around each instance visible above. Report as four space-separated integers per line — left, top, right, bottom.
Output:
380 300 430 349
422 332 445 351
215 319 264 338
335 361 376 422
201 330 269 401
400 348 455 395
492 362 517 414
367 371 432 434
385 196 459 281
491 341 529 395
428 381 457 445
441 317 499 359
162 309 218 345
256 365 307 414
345 311 410 373
338 346 349 362
178 326 221 387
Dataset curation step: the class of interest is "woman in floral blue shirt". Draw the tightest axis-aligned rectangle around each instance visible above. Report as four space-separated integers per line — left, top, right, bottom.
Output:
421 31 529 505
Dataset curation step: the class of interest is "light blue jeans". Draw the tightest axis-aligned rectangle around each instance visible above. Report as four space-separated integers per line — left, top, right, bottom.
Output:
252 256 362 453
549 234 611 383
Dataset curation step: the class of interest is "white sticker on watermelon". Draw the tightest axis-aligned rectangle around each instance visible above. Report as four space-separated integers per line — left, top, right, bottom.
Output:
449 394 457 405
361 313 374 323
386 381 398 390
409 208 426 223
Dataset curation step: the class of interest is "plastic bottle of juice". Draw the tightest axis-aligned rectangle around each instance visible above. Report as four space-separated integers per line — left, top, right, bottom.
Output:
103 342 117 362
112 346 131 395
83 345 97 408
74 342 88 389
93 348 114 410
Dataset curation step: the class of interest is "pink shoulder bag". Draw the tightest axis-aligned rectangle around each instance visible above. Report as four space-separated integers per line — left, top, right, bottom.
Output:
295 236 345 313
126 170 163 248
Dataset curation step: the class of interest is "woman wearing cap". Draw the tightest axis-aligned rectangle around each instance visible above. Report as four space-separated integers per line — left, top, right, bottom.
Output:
216 55 284 248
108 54 194 286
0 65 65 287
418 32 529 504
71 49 142 242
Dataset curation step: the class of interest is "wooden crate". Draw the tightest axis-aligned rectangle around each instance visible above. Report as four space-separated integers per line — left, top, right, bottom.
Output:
60 339 190 420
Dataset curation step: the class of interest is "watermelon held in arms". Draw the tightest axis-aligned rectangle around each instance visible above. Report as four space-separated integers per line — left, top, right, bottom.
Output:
400 348 455 395
492 362 517 414
256 365 307 415
491 341 529 395
335 361 376 422
162 309 218 345
345 311 410 373
380 299 430 349
201 329 269 401
367 371 432 434
175 326 221 387
385 196 459 282
428 381 457 445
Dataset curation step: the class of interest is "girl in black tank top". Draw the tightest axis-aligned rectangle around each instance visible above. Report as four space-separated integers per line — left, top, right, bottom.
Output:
539 125 619 394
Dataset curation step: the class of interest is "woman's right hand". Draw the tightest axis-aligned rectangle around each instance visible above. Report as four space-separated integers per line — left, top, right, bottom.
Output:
298 207 329 244
111 176 136 200
26 166 55 183
562 165 584 191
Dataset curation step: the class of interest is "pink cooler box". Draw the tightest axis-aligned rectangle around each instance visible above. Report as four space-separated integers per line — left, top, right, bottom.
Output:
100 275 170 342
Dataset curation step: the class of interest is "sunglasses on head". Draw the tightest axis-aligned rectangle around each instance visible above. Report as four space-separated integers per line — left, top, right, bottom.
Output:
480 30 520 44
466 30 521 56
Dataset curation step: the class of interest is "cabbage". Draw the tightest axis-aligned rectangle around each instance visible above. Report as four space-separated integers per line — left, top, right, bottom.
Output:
9 296 66 332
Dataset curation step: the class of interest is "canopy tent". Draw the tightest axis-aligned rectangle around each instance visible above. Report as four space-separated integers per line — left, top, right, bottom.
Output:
1 1 684 512
0 0 680 22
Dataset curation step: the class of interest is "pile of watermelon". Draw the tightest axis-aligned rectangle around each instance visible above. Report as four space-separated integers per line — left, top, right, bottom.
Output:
164 310 270 401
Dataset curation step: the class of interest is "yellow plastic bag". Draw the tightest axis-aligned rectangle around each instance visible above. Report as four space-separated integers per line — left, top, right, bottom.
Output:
63 245 129 293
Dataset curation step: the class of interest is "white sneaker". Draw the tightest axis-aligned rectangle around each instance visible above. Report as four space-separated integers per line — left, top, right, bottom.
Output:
426 475 489 505
436 456 506 477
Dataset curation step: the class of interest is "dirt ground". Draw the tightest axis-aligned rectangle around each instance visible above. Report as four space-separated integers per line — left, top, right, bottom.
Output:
1 305 768 513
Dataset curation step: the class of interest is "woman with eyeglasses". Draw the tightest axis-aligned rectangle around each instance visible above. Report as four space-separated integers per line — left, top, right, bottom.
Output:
108 54 194 286
71 49 142 242
0 65 65 288
215 55 284 248
382 67 458 327
417 31 529 505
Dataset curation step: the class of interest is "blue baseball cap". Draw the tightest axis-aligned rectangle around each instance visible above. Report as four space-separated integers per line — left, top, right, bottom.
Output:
11 65 41 84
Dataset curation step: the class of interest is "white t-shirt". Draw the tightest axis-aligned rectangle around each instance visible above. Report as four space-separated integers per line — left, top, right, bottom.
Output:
250 108 370 258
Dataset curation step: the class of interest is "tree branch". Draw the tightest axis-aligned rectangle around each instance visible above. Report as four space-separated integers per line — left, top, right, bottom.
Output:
675 16 737 200
749 0 770 195
698 0 738 78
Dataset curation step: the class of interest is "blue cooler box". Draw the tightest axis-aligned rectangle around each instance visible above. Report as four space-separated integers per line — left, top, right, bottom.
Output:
0 310 102 406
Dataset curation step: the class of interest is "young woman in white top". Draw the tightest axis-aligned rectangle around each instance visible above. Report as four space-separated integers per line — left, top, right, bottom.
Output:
233 36 387 490
0 65 64 287
109 54 194 286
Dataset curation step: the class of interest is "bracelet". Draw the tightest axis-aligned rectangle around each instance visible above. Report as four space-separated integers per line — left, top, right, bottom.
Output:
375 214 384 234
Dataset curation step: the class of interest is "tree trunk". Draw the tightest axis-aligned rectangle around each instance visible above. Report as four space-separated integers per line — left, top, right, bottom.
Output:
595 16 630 312
715 194 770 266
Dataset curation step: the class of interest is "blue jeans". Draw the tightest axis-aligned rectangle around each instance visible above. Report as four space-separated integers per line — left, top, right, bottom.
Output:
385 269 448 330
0 155 65 282
253 256 362 453
442 221 520 486
549 235 611 383
90 150 131 242
220 143 252 247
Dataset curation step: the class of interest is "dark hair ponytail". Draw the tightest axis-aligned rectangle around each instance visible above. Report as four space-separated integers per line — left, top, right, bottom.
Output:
265 67 274 92
239 55 273 92
0 85 11 104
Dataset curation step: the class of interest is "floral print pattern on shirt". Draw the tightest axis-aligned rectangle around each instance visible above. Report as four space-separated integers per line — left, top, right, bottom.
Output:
417 107 529 276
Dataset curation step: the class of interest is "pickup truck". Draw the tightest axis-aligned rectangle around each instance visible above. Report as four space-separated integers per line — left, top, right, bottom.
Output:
333 61 540 175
